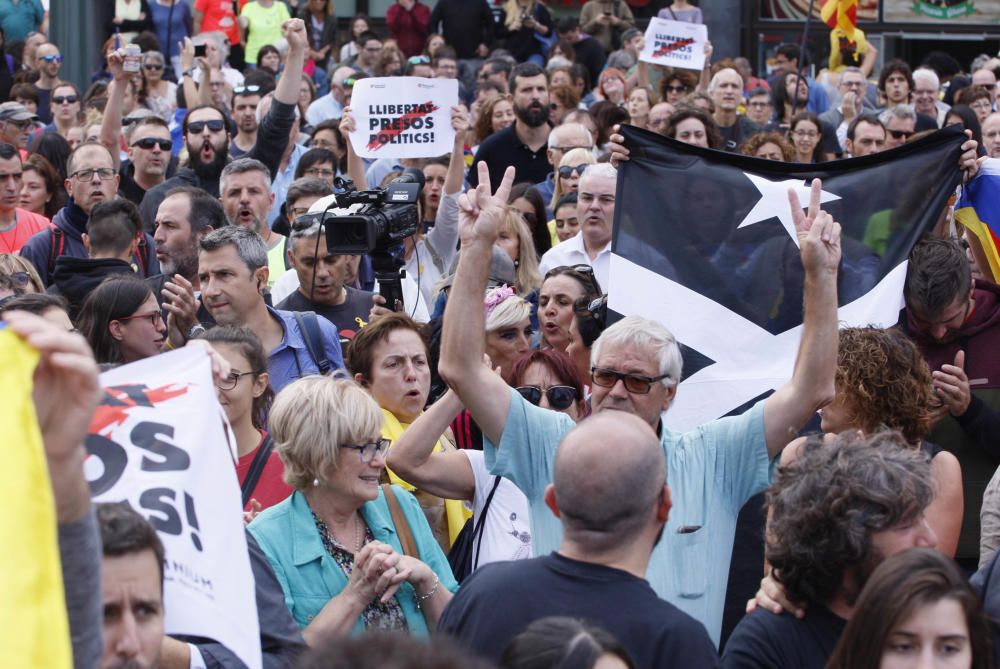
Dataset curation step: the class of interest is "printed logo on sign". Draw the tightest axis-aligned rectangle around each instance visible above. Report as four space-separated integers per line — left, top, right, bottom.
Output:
86 383 204 552
367 100 439 152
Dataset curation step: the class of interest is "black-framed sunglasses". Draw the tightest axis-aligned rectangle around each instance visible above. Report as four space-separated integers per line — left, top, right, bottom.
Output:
516 385 578 410
52 95 78 105
187 119 226 134
131 137 172 151
590 367 671 395
143 63 164 71
9 271 31 286
665 84 688 93
342 437 391 464
557 164 588 179
888 129 914 140
216 370 261 391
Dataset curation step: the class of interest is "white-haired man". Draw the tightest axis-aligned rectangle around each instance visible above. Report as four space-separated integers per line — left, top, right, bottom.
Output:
534 122 595 210
913 67 948 128
440 162 840 646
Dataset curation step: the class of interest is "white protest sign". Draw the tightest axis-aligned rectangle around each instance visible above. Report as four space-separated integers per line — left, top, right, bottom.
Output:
639 17 708 71
84 347 261 669
348 76 458 159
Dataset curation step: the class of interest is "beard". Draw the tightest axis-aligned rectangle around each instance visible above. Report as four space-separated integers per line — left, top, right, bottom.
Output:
514 100 550 128
188 137 229 183
160 244 199 280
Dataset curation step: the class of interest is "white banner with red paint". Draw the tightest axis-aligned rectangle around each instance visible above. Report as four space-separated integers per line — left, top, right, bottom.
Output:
348 76 458 159
84 347 261 669
639 17 708 71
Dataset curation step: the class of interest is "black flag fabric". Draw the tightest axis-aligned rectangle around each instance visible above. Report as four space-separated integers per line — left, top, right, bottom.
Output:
611 124 966 430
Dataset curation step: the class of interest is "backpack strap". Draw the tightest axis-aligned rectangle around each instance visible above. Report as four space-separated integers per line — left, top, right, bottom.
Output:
47 227 65 277
472 476 503 570
241 434 274 508
382 483 421 559
135 234 150 276
293 311 332 375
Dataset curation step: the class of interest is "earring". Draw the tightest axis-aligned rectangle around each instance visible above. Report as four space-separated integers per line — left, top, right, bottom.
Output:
312 477 320 487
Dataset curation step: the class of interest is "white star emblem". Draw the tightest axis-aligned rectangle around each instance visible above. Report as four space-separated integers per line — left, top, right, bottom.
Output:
735 173 841 247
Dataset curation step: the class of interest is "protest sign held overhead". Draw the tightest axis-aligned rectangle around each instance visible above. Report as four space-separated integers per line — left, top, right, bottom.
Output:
349 77 458 159
611 124 966 432
639 17 708 71
84 346 262 669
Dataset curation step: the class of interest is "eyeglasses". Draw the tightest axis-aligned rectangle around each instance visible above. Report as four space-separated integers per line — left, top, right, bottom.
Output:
516 385 578 410
40 54 63 64
52 95 78 105
591 366 671 394
233 85 262 95
3 118 31 130
665 84 688 93
342 437 391 464
131 137 172 151
143 63 164 71
557 164 588 179
0 171 23 182
888 129 914 140
70 167 117 181
216 369 261 391
970 100 993 111
187 119 226 134
305 167 335 178
116 310 164 327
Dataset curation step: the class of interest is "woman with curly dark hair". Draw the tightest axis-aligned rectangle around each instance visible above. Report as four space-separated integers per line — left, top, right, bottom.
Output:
807 327 962 555
665 106 722 149
826 548 992 669
740 131 795 162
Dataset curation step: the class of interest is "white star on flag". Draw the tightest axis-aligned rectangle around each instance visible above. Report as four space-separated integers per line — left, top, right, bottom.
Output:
736 173 841 247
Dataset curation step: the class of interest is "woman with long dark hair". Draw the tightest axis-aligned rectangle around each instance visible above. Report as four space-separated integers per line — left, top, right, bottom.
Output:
20 153 65 220
77 274 166 365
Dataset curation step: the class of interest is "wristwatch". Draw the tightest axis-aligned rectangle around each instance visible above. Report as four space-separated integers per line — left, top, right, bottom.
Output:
182 67 197 78
188 324 207 340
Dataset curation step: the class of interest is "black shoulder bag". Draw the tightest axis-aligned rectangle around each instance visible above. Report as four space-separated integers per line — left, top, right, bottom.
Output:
447 476 503 583
241 435 274 508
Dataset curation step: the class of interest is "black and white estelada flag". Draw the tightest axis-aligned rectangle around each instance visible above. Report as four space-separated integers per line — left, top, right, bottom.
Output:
611 124 966 431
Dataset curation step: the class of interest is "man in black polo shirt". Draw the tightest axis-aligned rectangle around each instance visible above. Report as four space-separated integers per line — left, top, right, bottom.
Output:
467 62 551 188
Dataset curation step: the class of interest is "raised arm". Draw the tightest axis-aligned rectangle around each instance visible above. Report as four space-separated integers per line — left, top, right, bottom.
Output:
384 390 475 501
100 48 127 170
274 18 306 106
444 105 468 195
438 163 517 446
762 180 839 458
337 108 369 191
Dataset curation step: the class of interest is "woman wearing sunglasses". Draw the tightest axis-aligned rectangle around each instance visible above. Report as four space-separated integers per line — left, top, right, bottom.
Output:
248 374 456 639
77 273 166 364
548 147 595 214
198 325 291 514
137 51 177 121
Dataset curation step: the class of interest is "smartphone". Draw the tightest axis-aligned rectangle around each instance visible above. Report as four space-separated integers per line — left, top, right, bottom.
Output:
194 44 207 58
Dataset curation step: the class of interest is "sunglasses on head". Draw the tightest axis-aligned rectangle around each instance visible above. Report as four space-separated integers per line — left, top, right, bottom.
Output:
233 84 262 95
53 95 78 105
558 164 588 179
344 77 358 88
41 54 63 63
187 119 226 134
516 385 578 410
408 55 430 65
131 137 172 151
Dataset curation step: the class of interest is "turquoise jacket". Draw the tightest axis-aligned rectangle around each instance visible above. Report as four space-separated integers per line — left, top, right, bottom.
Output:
248 486 459 636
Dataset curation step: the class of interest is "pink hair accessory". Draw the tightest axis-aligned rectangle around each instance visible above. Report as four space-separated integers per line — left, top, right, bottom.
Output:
484 284 516 320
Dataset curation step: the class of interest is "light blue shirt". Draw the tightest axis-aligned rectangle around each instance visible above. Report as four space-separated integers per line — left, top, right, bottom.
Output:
249 487 458 635
268 143 309 226
266 306 345 393
305 94 344 128
485 388 771 647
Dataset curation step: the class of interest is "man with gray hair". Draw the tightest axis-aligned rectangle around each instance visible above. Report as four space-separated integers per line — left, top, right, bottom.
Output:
913 67 948 127
879 104 917 150
198 225 344 393
439 411 720 666
440 163 840 646
538 162 616 288
219 158 288 287
534 122 595 210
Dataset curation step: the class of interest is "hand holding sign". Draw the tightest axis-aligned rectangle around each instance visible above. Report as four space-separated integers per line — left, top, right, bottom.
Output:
639 17 708 71
347 77 459 159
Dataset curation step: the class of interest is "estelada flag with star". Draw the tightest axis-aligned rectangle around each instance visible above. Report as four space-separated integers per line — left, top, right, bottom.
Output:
611 124 966 431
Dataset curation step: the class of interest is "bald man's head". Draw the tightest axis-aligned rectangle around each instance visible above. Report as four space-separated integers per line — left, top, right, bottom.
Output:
550 412 667 551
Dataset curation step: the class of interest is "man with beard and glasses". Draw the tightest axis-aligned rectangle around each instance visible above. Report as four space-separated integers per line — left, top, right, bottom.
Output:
149 187 228 347
219 158 287 289
138 18 310 232
722 433 937 669
467 62 551 188
438 412 719 667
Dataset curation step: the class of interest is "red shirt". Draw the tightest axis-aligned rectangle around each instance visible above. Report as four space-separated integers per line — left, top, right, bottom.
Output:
236 430 293 512
0 209 50 254
194 0 241 45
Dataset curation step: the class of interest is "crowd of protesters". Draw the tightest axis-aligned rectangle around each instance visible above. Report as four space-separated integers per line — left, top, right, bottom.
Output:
5 0 1000 667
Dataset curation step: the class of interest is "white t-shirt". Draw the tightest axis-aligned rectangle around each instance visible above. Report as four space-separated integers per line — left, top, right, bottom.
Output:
463 449 533 570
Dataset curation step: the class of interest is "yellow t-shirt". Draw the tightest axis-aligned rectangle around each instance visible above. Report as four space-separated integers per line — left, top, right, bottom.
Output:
266 234 287 289
240 0 290 64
